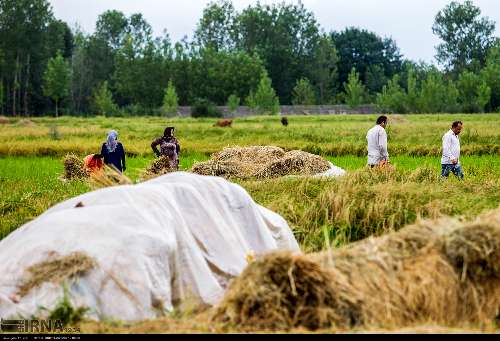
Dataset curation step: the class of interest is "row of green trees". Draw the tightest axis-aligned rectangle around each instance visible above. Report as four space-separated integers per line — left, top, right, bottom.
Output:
0 0 498 116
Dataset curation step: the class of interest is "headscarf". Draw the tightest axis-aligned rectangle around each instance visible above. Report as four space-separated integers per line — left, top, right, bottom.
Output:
164 127 175 138
106 130 118 153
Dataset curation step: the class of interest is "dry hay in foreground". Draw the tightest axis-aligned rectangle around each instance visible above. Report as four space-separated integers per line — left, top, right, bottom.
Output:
16 252 96 298
63 154 88 180
140 156 176 181
212 208 500 331
89 165 133 189
191 146 330 179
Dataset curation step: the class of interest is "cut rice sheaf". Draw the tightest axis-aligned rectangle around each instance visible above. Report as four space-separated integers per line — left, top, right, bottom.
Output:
191 146 331 179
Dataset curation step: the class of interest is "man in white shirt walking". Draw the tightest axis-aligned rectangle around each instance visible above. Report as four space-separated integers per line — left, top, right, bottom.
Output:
366 115 390 168
441 121 464 180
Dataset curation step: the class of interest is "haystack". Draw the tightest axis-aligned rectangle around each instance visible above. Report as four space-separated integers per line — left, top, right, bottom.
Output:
0 116 9 124
63 154 88 180
140 156 176 181
213 208 500 330
191 146 331 179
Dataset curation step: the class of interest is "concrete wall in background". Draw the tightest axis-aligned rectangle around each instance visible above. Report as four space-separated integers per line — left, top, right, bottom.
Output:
175 105 378 118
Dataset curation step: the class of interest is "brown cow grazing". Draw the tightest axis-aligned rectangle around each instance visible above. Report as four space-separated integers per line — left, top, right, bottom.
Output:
214 120 233 127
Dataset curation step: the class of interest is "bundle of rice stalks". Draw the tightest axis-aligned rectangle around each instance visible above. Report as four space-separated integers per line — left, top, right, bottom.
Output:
213 208 500 331
212 146 285 164
0 116 9 124
211 252 354 331
140 156 176 181
63 154 88 180
255 150 330 179
191 160 241 178
444 210 500 282
89 165 133 189
191 146 331 180
16 252 96 298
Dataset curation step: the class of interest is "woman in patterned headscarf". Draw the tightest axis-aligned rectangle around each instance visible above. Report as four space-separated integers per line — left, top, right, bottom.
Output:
94 130 126 173
151 127 180 169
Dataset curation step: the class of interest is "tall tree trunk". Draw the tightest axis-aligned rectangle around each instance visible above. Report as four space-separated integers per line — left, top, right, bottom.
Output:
55 99 58 117
23 54 30 117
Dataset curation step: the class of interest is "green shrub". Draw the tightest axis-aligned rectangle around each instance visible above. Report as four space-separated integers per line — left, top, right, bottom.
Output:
191 99 222 118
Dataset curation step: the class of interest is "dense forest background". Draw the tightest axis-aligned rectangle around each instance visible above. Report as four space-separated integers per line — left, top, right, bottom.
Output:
0 0 499 116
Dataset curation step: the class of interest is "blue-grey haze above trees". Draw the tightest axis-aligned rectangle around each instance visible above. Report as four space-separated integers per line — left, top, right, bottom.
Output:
0 0 499 117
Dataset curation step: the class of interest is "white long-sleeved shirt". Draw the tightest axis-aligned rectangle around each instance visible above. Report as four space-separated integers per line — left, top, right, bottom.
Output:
366 125 389 165
441 129 461 165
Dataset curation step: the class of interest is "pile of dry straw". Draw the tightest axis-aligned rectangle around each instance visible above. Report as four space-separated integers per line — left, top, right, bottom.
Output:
191 146 331 179
140 156 176 181
62 154 132 188
63 154 88 180
213 208 500 331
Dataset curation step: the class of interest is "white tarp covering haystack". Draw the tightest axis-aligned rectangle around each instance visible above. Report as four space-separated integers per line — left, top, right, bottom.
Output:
0 172 300 321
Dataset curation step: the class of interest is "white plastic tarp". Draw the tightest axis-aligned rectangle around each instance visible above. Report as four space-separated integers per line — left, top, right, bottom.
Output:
0 172 300 322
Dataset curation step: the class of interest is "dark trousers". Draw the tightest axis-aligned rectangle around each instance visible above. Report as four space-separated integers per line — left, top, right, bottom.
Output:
441 164 464 180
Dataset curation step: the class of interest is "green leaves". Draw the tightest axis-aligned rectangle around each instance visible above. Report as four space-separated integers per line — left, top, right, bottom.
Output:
43 51 71 116
251 72 280 115
163 80 179 116
433 0 496 74
292 78 316 106
344 68 366 109
93 81 118 117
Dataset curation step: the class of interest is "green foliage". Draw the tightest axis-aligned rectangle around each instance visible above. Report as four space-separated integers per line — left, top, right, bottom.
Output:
163 80 179 116
235 2 321 104
292 78 316 105
48 284 88 326
191 98 222 118
405 67 418 113
189 49 265 105
194 0 236 51
376 75 406 113
344 68 365 109
332 27 402 94
0 81 4 114
43 51 71 117
433 0 496 74
418 70 458 113
481 43 500 111
92 81 117 117
252 72 280 115
309 35 338 104
457 71 491 113
227 94 240 113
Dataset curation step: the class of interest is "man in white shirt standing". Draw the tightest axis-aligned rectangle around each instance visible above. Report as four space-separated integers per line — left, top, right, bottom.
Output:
441 121 464 180
366 115 390 168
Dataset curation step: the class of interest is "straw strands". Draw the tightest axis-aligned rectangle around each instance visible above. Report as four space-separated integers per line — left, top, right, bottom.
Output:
191 146 330 179
213 208 500 331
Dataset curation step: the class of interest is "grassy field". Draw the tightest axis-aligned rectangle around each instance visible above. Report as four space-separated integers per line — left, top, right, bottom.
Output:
0 114 499 332
1 114 499 248
1 114 499 157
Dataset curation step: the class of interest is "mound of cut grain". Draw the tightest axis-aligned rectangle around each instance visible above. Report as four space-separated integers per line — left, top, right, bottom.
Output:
213 208 500 331
191 146 330 179
63 154 88 180
0 116 9 124
140 156 176 181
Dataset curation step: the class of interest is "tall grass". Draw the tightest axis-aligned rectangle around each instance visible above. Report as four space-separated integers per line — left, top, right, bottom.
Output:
1 114 499 157
240 163 500 252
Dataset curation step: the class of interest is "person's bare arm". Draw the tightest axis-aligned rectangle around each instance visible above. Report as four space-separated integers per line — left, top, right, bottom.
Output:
151 138 161 157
